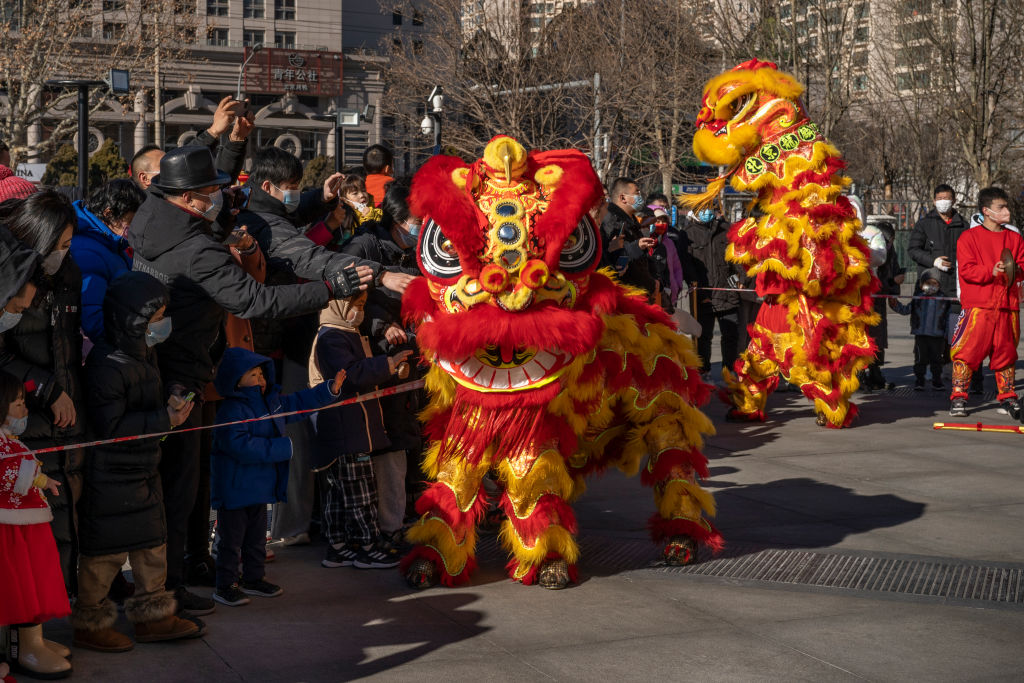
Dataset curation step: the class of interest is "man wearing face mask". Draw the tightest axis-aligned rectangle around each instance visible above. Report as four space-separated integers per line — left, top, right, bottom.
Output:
126 146 371 617
907 185 971 374
679 207 741 380
600 177 657 296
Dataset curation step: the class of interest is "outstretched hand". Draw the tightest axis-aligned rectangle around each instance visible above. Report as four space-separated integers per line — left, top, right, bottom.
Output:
44 477 60 497
331 369 347 395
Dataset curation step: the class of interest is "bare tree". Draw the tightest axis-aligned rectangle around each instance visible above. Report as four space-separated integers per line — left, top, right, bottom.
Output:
0 0 195 162
871 0 1024 191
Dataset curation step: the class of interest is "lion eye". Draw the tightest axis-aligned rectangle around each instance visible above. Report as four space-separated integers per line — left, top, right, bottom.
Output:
420 218 462 280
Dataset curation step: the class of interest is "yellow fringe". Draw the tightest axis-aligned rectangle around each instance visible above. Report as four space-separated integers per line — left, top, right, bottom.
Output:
499 521 580 566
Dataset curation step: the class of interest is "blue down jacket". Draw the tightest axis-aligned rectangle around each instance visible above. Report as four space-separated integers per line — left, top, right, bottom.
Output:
70 200 132 343
211 346 337 510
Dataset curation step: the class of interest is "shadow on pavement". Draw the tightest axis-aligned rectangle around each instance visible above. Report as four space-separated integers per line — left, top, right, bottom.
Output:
338 592 489 681
711 477 927 554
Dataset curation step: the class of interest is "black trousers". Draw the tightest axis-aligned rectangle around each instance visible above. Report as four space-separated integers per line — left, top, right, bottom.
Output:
215 504 267 590
159 398 203 590
737 298 762 352
914 335 946 381
697 304 740 374
34 445 80 596
185 400 218 566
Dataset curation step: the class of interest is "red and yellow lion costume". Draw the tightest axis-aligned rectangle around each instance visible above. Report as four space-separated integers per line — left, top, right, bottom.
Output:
401 136 721 589
685 60 879 428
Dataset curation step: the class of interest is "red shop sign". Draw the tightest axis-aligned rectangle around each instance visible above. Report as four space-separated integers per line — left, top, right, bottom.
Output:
244 47 343 97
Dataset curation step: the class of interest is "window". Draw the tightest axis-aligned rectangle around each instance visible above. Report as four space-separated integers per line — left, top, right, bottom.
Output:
243 28 264 46
206 0 228 16
392 10 401 25
852 50 868 67
102 0 125 9
102 22 125 39
896 70 930 90
853 75 868 91
412 10 423 26
274 0 294 20
243 0 263 18
854 26 869 42
76 19 92 37
854 2 870 20
208 27 229 45
274 30 294 48
413 38 422 53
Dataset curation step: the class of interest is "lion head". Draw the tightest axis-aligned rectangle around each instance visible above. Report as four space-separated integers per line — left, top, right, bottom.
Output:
404 136 608 396
692 59 807 169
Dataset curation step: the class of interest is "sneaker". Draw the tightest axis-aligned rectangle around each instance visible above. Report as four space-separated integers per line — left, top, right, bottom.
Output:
949 398 968 417
914 378 924 392
281 532 310 547
931 379 944 391
353 542 400 569
265 547 276 563
213 584 251 607
997 398 1021 420
174 586 216 616
240 578 283 598
321 543 358 568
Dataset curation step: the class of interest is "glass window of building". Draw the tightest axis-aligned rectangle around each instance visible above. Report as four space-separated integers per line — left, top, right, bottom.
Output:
243 29 264 46
206 0 228 17
274 0 294 20
274 30 295 48
243 0 263 18
208 27 229 45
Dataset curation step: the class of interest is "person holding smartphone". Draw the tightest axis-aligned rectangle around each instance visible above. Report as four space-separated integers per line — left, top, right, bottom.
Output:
600 177 658 298
76 272 201 652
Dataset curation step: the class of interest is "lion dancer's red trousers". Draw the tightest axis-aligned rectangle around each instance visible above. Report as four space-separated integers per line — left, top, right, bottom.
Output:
949 308 1020 401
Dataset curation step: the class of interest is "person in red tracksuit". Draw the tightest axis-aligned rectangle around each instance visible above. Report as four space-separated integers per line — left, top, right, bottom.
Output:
949 187 1024 418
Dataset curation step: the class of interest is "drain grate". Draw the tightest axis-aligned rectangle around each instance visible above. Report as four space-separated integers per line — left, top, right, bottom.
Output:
653 547 1024 607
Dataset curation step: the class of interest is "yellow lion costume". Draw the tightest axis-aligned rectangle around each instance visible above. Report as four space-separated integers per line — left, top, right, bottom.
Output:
684 59 879 428
400 136 721 589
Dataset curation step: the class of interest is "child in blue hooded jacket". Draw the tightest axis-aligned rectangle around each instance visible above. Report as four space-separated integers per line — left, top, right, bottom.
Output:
210 347 344 607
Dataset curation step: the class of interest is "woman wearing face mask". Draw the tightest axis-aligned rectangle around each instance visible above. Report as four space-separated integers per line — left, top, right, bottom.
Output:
71 179 147 344
0 189 85 598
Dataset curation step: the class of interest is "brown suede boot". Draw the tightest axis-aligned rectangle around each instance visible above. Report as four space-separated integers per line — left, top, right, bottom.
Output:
134 615 201 643
72 627 134 653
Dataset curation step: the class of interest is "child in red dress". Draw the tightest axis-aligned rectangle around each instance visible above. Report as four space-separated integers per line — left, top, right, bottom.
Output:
949 187 1024 418
0 369 72 679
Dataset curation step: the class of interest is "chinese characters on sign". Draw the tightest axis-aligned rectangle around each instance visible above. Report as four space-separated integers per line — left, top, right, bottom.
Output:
244 48 342 97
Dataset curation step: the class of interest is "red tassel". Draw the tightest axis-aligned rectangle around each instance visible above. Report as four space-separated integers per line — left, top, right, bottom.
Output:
399 545 477 586
506 551 578 585
499 493 578 540
414 482 491 530
647 515 725 553
640 448 710 485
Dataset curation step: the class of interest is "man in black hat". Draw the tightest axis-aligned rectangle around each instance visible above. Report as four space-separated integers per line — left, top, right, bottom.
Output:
126 146 377 622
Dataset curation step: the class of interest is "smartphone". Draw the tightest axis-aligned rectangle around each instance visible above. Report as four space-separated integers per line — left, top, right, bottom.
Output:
183 391 195 403
223 230 245 245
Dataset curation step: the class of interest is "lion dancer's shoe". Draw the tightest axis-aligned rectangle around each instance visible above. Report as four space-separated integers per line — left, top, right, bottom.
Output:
642 447 723 565
496 449 580 589
401 454 491 589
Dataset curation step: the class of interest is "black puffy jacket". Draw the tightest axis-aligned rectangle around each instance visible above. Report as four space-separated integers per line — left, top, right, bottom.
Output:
127 189 332 394
0 254 86 442
600 203 656 293
238 186 381 364
679 217 741 312
907 208 969 309
80 272 171 556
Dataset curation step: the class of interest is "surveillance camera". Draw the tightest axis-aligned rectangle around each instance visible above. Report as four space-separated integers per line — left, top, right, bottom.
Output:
420 115 434 136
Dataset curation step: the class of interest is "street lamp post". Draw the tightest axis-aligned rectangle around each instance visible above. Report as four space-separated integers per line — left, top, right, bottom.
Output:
237 43 264 101
45 79 106 198
312 109 363 173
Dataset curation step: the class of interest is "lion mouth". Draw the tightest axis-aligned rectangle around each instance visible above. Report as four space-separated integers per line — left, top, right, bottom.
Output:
437 345 568 391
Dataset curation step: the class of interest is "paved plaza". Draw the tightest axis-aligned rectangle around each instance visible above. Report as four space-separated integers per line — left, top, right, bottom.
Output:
45 326 1024 681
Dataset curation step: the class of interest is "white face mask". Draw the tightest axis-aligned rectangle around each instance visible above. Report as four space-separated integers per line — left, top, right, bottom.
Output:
935 199 953 215
4 414 27 436
42 248 68 275
0 310 21 333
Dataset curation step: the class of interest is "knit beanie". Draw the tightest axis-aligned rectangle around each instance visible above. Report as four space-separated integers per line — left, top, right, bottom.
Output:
0 165 37 202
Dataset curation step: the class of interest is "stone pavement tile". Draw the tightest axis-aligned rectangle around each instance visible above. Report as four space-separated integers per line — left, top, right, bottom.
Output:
761 601 1024 681
771 448 963 481
879 470 1024 507
360 653 549 682
517 630 861 682
423 574 721 653
849 504 1024 562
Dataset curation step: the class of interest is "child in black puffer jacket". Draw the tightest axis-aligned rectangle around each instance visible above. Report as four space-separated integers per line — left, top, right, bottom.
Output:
76 271 199 652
